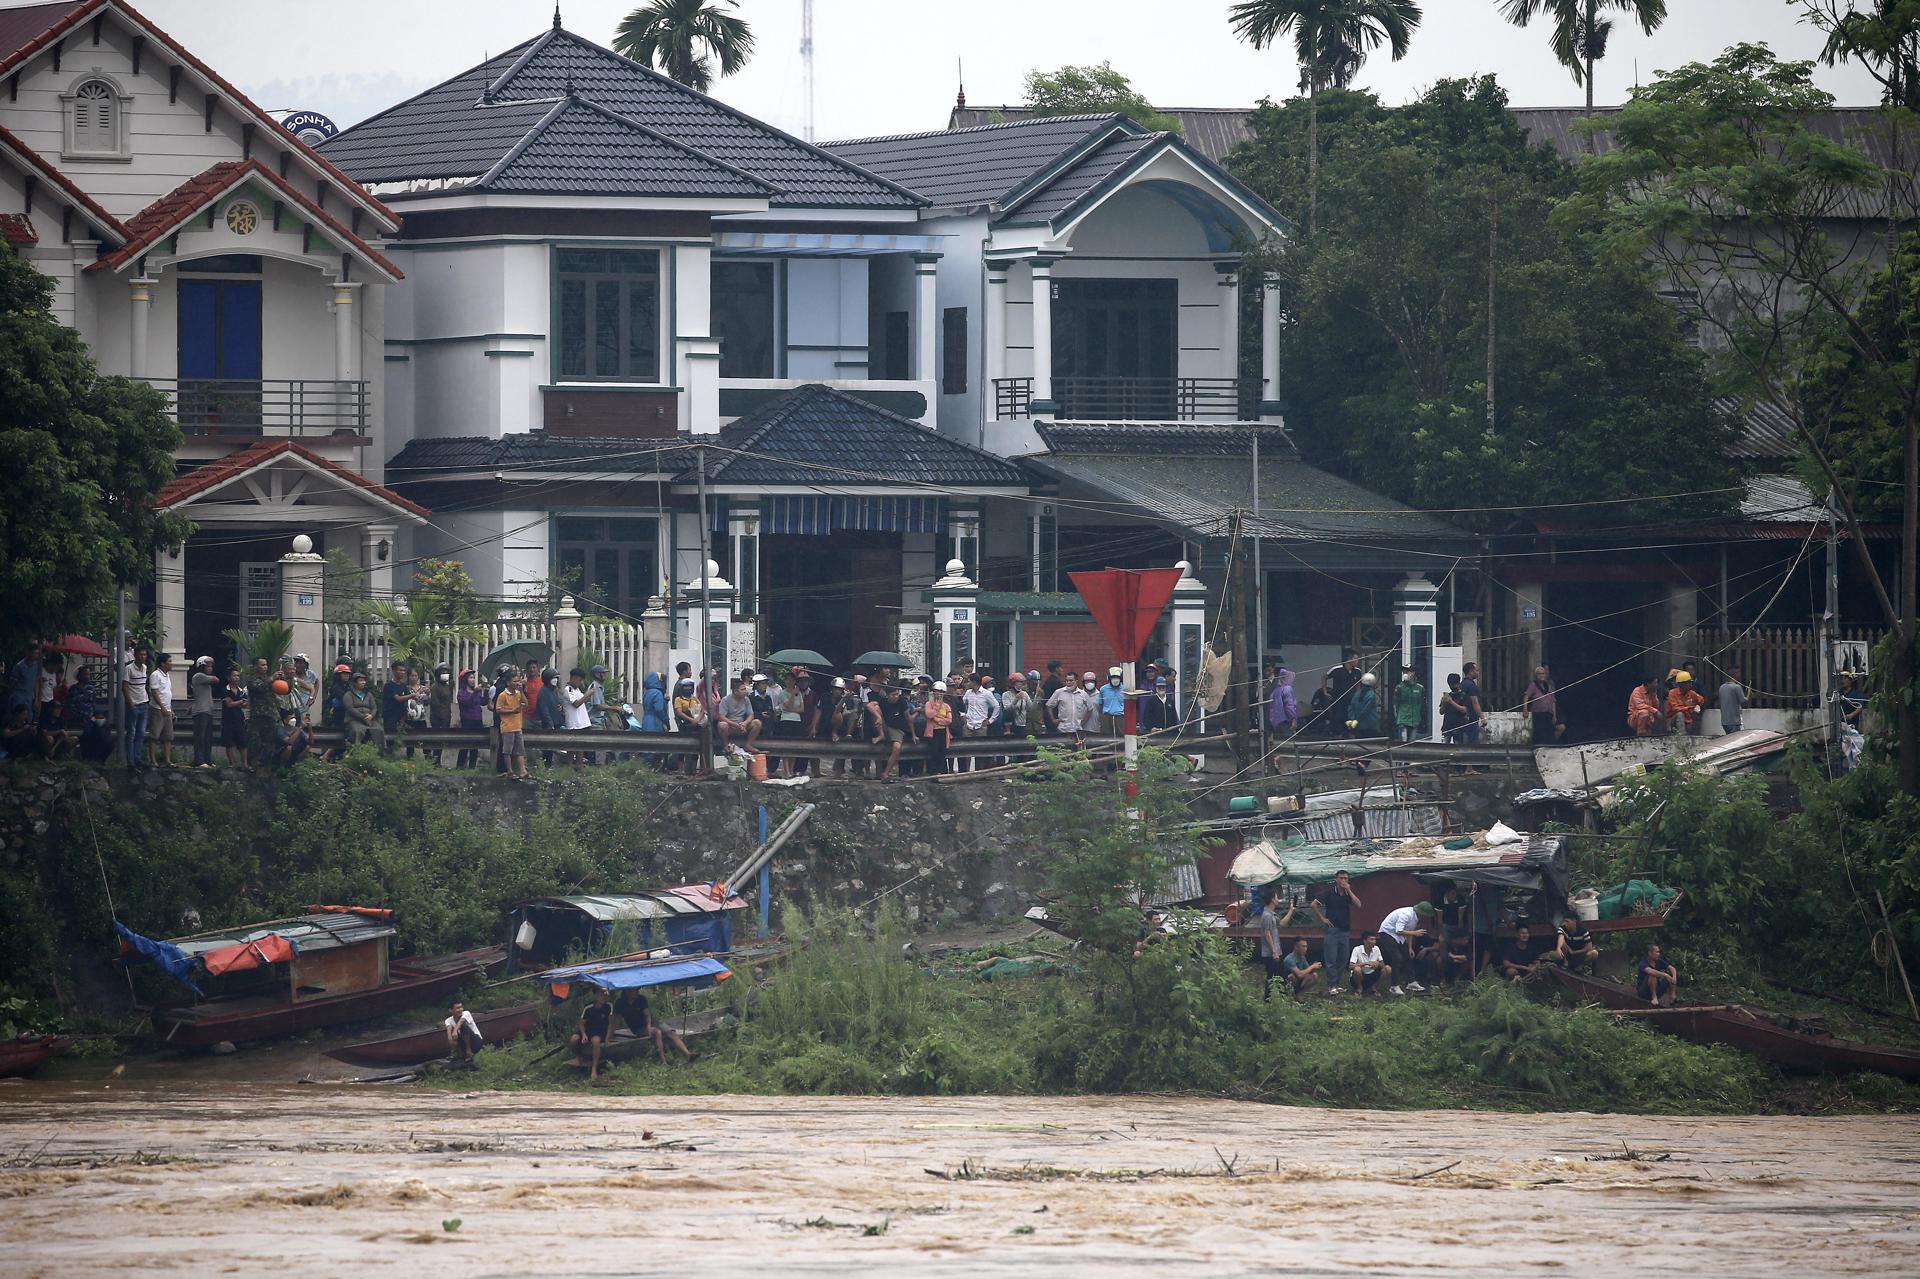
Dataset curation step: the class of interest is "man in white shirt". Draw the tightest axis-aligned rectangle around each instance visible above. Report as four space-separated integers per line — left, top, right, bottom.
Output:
1348 930 1392 997
122 645 150 766
147 653 177 766
1376 901 1433 995
443 1000 484 1061
562 668 593 766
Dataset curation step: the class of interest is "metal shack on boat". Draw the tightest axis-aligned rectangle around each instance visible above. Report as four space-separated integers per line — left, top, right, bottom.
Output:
508 888 747 971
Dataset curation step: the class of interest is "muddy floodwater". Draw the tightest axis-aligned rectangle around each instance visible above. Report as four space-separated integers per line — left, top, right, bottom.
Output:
2 1084 1918 1277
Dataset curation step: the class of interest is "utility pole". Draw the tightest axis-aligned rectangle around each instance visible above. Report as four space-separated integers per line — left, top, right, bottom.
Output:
1229 510 1251 767
1251 428 1264 762
696 445 715 772
113 584 127 765
1486 184 1498 432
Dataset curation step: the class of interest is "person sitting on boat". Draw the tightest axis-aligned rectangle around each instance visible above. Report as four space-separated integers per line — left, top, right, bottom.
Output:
614 989 698 1067
1637 943 1680 1007
1498 926 1543 982
1555 915 1600 975
444 1001 483 1062
570 988 616 1081
1348 931 1391 996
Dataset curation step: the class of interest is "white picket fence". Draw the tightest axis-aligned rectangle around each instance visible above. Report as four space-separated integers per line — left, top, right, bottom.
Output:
320 615 648 704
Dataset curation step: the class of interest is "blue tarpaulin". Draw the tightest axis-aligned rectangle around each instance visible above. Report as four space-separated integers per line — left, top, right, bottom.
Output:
543 955 730 993
115 921 203 994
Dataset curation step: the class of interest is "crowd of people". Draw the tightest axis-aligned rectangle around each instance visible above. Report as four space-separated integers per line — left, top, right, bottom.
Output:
1248 871 1656 1002
1264 649 1492 745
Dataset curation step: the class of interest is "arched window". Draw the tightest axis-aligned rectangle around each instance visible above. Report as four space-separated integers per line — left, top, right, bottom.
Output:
67 79 123 155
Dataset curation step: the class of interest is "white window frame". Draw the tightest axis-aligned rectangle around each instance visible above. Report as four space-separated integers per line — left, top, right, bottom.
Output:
61 72 133 161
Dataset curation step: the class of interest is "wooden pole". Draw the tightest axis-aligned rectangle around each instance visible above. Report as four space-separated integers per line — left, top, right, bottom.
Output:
1230 511 1251 769
1876 890 1920 1022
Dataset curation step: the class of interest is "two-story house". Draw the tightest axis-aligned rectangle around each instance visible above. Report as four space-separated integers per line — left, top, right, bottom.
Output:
0 0 425 674
322 15 1030 666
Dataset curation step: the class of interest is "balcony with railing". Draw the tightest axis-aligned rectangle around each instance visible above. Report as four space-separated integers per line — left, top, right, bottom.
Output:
993 376 1261 422
145 378 370 439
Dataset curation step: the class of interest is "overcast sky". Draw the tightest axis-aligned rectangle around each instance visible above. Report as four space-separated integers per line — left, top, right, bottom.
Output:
132 0 1886 142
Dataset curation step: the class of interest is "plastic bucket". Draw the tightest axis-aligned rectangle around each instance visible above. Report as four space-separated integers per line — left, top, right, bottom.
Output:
1571 890 1600 922
748 752 769 782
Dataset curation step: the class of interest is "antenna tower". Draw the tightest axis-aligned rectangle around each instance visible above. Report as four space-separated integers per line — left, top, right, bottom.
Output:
800 0 816 142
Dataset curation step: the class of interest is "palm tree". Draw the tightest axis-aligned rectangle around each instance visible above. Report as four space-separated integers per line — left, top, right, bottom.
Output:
612 0 754 93
1229 0 1423 234
1497 0 1667 115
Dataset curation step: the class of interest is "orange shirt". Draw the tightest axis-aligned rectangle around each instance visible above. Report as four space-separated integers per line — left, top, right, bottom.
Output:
495 689 526 733
925 698 953 730
1667 687 1705 718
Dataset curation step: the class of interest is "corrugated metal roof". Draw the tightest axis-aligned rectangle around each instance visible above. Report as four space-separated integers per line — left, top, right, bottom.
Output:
323 28 918 208
1025 451 1465 544
947 105 1256 165
1741 472 1826 522
171 914 395 956
826 114 1131 210
1715 396 1800 463
533 887 746 921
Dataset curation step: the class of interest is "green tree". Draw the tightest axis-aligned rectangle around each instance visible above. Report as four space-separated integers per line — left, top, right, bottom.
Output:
1230 76 1732 528
1022 63 1183 134
360 558 493 669
1567 42 1920 792
1228 0 1423 234
0 245 189 659
612 0 754 93
1496 0 1668 114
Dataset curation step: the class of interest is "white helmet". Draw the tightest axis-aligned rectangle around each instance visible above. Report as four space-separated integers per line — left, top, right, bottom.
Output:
1360 672 1378 687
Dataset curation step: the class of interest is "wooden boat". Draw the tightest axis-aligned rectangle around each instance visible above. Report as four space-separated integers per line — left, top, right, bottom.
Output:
1550 966 1920 1079
0 1034 73 1077
573 1008 737 1066
324 1000 543 1067
150 945 502 1049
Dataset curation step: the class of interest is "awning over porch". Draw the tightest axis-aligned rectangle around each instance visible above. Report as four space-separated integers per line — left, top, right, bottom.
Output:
156 440 428 524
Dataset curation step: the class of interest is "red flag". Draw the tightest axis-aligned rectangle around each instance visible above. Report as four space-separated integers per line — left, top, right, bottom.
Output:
1068 568 1184 660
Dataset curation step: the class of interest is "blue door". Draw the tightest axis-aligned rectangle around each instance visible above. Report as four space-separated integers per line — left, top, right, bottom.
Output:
178 279 262 432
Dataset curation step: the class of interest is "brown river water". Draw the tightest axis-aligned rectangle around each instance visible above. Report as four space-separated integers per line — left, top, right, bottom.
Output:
3 1079 1918 1277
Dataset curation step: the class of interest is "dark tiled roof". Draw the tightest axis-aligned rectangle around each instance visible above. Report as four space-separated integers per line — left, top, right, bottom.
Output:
701 383 1029 488
480 97 775 198
1034 421 1299 460
1714 396 1800 464
826 114 1131 210
948 104 1256 165
388 433 695 477
1003 130 1162 223
86 158 403 280
0 0 81 63
322 27 919 209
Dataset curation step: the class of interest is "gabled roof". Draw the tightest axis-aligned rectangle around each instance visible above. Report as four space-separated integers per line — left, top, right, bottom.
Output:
477 95 776 198
1001 130 1162 223
699 383 1029 489
0 0 398 232
0 121 127 242
85 158 402 280
156 440 428 520
322 25 920 209
826 114 1132 211
948 104 1257 165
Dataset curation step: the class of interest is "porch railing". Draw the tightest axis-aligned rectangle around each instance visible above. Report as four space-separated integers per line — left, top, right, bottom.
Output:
1693 624 1884 708
144 378 369 437
992 376 1260 421
321 616 652 704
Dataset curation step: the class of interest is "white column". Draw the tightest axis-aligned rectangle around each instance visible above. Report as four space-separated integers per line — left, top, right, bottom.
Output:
914 253 940 385
946 506 980 582
363 523 397 602
1028 257 1056 417
332 282 362 383
554 594 582 678
155 541 186 696
682 338 721 435
930 558 979 677
985 262 1008 418
641 594 671 677
279 533 326 668
1393 574 1441 742
728 506 760 618
129 277 156 380
1259 274 1283 422
1168 560 1208 732
1217 263 1240 406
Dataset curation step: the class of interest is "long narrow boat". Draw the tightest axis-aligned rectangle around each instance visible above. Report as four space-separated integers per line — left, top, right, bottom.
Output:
150 945 502 1049
1550 966 1920 1079
325 1001 543 1067
0 1034 73 1077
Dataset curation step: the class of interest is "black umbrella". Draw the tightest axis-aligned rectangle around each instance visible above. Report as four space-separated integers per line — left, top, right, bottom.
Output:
764 648 832 668
852 650 914 669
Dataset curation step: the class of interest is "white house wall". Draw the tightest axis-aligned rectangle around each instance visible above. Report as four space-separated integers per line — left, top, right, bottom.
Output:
931 215 988 447
784 257 867 378
409 509 550 601
385 240 552 439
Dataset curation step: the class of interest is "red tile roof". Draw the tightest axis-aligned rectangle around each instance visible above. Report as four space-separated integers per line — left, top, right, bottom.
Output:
0 1 84 63
0 121 129 242
0 0 399 233
89 158 403 280
155 440 430 520
0 213 37 245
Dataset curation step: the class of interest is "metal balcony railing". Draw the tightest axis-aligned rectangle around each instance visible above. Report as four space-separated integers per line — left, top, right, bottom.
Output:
992 376 1260 421
144 378 369 437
